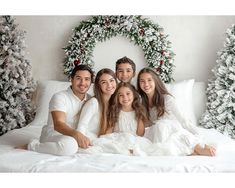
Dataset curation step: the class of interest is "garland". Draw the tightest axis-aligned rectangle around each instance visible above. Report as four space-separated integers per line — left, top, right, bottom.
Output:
63 15 175 83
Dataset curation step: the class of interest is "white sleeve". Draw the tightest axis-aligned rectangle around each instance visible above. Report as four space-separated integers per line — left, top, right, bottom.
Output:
49 92 67 113
113 123 119 133
165 95 200 135
76 98 99 136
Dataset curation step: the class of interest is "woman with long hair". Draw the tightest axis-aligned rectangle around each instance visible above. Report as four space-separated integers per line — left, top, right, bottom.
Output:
137 67 216 156
76 68 117 141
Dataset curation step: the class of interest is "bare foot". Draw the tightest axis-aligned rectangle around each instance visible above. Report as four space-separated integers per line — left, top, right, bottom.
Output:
194 144 216 156
15 144 28 150
204 144 216 156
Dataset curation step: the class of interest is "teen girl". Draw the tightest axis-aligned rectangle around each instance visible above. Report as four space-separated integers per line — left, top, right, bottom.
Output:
137 67 216 156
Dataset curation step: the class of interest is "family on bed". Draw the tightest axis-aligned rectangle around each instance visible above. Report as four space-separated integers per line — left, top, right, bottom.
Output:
16 57 216 156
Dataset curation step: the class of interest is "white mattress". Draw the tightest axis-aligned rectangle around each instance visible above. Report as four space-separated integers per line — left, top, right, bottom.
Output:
0 125 235 172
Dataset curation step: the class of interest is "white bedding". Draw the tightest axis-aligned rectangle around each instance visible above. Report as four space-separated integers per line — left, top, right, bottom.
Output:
0 125 235 172
1 80 234 172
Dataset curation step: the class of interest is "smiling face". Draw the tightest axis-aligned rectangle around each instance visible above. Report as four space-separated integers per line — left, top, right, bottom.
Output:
117 86 134 111
116 63 135 83
71 70 92 99
99 73 117 96
138 72 155 97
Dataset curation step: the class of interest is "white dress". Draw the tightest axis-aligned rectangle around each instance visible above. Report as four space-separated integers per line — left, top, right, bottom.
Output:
79 110 152 156
144 95 203 156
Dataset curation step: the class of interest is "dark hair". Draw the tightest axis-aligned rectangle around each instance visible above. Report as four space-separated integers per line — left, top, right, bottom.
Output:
70 64 94 82
115 56 136 73
94 68 118 136
137 67 170 119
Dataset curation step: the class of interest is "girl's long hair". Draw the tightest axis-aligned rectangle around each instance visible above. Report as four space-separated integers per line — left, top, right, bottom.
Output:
94 68 118 136
137 67 170 120
107 82 149 130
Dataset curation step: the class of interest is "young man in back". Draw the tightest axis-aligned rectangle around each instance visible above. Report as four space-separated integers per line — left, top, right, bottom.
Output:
115 56 136 83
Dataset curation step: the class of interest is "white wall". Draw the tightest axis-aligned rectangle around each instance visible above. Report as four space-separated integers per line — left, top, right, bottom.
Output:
15 16 235 83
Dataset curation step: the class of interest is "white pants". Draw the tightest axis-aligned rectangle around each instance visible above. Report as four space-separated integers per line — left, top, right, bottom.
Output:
28 126 78 156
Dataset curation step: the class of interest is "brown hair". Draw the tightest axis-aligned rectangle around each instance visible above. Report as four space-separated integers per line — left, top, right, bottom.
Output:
70 64 94 83
107 82 149 131
137 67 170 119
115 56 136 73
94 68 118 136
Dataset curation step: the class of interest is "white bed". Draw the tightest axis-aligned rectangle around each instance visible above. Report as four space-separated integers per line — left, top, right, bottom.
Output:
1 80 235 172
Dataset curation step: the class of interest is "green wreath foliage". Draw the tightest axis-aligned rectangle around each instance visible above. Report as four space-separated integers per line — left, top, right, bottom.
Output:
63 15 175 83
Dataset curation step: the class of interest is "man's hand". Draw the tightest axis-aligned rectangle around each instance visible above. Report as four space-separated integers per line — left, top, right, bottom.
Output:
72 131 92 149
51 111 92 149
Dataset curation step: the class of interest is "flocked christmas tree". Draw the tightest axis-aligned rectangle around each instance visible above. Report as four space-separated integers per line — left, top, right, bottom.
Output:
0 16 36 135
200 24 235 138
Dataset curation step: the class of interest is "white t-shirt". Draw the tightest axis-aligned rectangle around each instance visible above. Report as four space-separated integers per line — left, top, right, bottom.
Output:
43 86 91 136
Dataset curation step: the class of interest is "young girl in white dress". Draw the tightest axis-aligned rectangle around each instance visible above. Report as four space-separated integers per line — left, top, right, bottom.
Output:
80 82 152 155
107 82 148 136
106 82 152 155
137 67 216 156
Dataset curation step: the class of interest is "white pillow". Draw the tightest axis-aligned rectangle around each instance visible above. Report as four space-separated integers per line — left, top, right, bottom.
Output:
192 82 206 122
31 79 196 127
30 80 71 126
165 79 197 126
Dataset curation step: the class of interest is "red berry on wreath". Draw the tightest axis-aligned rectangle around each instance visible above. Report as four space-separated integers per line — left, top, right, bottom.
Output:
74 59 81 65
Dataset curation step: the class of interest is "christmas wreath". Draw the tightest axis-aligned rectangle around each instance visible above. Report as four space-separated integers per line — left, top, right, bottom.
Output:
63 15 175 83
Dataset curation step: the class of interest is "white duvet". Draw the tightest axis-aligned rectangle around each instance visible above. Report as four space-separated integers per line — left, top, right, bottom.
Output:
0 125 235 172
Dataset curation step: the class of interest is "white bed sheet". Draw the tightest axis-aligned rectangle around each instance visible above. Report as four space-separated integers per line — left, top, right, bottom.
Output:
0 125 235 172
